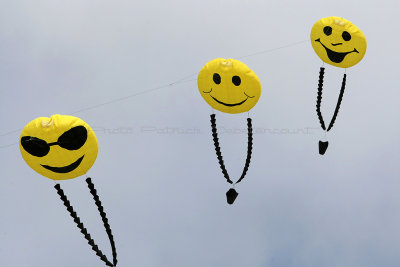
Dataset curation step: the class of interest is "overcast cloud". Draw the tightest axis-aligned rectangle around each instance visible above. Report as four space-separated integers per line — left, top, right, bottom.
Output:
1 0 400 266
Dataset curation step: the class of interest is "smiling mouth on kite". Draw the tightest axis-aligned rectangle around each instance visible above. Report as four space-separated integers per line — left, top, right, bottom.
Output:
208 92 254 107
41 155 84 173
315 38 359 63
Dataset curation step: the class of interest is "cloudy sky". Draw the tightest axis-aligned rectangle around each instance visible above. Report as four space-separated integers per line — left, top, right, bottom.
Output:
1 0 400 266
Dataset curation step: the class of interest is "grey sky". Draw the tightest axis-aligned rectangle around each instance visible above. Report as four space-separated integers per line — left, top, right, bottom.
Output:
1 0 400 266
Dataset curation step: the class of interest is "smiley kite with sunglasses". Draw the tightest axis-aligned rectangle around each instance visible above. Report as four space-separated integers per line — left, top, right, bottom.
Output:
20 114 98 179
20 114 118 267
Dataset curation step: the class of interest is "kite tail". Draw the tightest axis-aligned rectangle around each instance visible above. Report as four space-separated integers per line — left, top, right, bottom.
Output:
316 67 326 131
210 114 233 184
86 178 118 266
327 73 347 131
54 184 115 267
236 117 253 184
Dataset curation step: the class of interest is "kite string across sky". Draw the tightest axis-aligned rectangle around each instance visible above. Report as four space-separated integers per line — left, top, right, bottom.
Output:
0 39 308 148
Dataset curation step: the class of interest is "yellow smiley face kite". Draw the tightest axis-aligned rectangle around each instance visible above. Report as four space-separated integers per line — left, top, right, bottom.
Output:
20 114 98 180
198 58 261 114
311 16 367 68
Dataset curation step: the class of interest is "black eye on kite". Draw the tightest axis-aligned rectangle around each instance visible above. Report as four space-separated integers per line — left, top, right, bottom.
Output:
21 136 50 157
213 73 221 85
232 76 241 86
58 126 88 150
342 31 351 41
323 26 332 36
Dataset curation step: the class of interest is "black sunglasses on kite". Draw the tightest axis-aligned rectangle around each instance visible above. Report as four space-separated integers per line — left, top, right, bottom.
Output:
21 126 88 157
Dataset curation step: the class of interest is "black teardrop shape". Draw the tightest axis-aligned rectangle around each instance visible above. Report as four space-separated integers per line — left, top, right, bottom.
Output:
319 141 329 155
226 188 239 205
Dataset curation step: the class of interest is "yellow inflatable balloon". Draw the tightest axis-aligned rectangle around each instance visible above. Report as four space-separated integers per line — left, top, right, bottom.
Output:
311 17 367 155
198 58 260 204
19 114 117 266
20 114 98 180
310 16 367 68
198 58 261 114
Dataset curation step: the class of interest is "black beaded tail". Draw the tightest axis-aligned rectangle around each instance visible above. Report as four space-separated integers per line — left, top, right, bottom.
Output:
327 73 346 131
316 68 347 132
316 67 326 130
236 118 253 184
210 114 233 184
210 114 253 185
54 181 117 267
86 178 118 266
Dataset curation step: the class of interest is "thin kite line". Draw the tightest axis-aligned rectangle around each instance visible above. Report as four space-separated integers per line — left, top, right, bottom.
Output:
238 39 308 59
0 129 23 137
0 142 18 148
0 39 307 146
71 77 196 115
